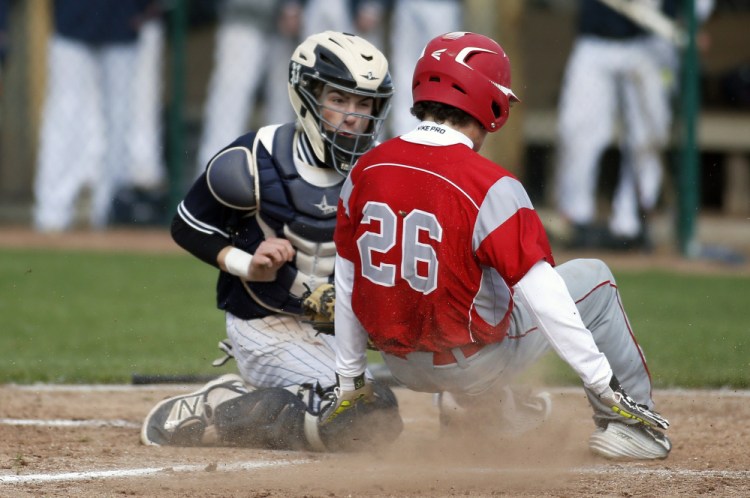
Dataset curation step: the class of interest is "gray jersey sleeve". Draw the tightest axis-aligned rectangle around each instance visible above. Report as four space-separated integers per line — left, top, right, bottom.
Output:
206 147 259 211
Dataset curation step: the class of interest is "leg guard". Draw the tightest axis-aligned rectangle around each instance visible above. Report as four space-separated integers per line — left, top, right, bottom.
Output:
316 381 403 452
213 387 310 450
141 374 249 447
215 381 402 452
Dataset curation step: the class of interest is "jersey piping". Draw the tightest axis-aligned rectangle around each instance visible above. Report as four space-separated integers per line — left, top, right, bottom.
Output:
177 201 230 239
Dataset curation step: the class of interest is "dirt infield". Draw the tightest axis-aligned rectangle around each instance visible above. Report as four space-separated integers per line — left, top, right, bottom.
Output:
2 226 748 496
2 225 749 275
1 384 749 497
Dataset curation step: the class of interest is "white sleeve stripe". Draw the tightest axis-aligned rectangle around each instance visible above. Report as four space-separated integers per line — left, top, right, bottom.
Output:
177 202 231 238
361 163 480 210
339 175 355 218
472 176 533 251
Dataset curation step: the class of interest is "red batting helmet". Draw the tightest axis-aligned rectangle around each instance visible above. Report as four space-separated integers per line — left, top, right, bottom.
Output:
412 32 520 132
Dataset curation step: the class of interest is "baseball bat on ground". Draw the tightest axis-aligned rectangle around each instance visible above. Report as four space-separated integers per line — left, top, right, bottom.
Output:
131 373 217 384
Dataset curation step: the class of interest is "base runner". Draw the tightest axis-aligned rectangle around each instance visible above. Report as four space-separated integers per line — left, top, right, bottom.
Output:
326 31 671 460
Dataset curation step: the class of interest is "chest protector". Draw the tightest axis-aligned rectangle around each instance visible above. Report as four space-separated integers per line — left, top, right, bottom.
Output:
230 123 341 315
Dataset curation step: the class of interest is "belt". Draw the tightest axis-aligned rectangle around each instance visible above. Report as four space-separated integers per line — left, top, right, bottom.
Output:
432 343 484 366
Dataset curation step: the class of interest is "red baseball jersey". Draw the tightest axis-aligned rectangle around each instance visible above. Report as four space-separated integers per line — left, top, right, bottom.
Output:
335 124 554 357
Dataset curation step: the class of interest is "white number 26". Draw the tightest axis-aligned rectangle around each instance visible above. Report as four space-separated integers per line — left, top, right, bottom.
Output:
356 201 442 294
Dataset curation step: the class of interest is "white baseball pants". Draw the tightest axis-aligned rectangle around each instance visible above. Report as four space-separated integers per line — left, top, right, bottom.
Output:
34 35 137 231
555 35 675 237
382 259 657 421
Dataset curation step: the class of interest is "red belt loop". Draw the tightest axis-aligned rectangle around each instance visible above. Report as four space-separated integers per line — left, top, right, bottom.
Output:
432 342 484 366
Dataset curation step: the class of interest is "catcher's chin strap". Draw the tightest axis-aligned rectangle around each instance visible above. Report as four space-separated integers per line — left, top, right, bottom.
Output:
212 340 235 367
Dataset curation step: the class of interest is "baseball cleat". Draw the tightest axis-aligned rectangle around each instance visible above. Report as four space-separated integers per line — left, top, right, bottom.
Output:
140 374 248 446
502 388 552 434
435 387 552 436
589 421 671 460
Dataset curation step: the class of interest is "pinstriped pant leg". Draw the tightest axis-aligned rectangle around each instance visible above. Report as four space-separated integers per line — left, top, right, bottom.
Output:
225 313 338 390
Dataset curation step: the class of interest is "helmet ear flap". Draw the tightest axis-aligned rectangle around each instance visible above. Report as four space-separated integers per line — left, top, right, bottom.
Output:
491 101 502 120
489 91 510 131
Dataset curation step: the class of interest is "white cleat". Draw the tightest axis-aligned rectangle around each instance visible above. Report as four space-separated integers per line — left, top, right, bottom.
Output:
140 374 248 446
589 421 672 460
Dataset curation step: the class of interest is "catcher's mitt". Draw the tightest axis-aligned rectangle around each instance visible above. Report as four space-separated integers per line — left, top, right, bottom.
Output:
302 283 335 335
317 374 403 452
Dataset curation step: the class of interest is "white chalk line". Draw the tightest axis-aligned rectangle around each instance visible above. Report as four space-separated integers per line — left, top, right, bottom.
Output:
3 417 428 430
463 465 750 480
8 383 199 392
0 459 306 485
0 418 139 429
3 460 748 486
582 466 750 479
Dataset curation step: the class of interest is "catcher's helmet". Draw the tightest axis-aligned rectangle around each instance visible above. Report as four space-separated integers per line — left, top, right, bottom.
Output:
412 32 519 132
289 31 393 175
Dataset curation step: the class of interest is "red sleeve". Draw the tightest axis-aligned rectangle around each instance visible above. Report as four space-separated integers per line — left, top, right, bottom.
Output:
335 183 359 263
478 208 554 287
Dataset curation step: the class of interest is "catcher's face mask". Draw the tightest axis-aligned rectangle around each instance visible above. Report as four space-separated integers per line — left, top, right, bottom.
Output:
288 31 393 176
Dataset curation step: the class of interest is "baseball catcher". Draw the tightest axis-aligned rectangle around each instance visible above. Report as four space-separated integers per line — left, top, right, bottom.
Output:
140 31 402 452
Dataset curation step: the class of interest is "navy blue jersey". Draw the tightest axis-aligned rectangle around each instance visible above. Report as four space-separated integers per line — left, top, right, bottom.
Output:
172 123 344 320
54 0 152 44
578 0 678 39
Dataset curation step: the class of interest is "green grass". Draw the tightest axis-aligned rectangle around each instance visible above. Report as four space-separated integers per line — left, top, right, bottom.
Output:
620 271 749 388
1 248 233 383
536 270 750 389
1 248 748 388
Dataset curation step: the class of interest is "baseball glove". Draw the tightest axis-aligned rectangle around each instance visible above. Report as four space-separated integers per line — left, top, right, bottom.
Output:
317 374 404 452
301 283 335 335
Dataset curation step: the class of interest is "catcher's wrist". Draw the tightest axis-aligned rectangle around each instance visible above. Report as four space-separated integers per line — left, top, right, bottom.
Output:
224 247 253 279
336 372 366 391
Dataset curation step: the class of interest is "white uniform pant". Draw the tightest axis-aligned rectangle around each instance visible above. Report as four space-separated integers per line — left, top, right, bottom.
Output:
387 0 463 138
195 23 296 174
34 35 137 231
127 19 166 190
302 0 386 49
302 0 352 38
382 259 656 424
555 36 675 237
225 313 339 389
